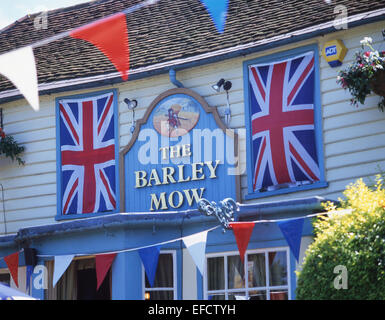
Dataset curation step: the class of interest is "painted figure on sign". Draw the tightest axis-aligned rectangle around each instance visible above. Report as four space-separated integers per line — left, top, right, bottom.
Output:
166 104 187 132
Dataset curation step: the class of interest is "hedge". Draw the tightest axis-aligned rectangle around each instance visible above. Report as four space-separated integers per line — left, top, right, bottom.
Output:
296 176 385 299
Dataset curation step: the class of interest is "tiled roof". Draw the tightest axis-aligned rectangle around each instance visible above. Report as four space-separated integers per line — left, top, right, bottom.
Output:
0 0 384 93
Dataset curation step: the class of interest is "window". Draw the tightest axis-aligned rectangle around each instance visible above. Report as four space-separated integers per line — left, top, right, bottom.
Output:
0 267 28 291
143 251 177 300
45 257 111 300
243 45 327 199
205 248 290 300
0 271 10 286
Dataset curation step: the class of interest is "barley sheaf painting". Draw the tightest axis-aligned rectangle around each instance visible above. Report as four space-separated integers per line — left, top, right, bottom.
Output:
152 95 200 137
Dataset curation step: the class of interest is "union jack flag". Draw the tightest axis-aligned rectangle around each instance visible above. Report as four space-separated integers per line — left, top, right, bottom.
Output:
249 51 320 192
58 92 117 215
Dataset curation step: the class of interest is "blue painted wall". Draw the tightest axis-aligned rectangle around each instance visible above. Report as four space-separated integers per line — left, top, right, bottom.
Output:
0 212 313 299
124 91 238 212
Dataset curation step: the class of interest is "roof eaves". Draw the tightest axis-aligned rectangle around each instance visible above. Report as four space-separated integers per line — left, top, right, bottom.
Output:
0 14 31 35
5 196 326 246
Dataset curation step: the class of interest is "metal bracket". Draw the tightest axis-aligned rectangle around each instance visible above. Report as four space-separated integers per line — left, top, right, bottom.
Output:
198 198 239 231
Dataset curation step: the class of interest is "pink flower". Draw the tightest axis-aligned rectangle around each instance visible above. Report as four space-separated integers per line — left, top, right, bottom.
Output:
364 51 370 57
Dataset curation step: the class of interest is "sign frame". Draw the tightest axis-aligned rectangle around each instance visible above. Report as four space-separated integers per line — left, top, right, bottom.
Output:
119 87 241 213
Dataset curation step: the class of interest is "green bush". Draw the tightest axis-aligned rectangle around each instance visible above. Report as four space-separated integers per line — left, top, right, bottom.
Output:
296 176 385 299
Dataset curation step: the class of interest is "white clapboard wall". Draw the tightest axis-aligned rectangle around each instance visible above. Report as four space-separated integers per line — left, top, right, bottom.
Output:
0 21 384 234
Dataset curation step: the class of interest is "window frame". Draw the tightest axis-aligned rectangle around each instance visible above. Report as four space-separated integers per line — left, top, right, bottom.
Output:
0 268 11 287
204 247 291 300
44 255 112 300
55 89 120 221
142 250 177 300
243 44 327 200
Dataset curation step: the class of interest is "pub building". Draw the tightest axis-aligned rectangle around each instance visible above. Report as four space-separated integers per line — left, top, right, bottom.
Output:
0 0 384 300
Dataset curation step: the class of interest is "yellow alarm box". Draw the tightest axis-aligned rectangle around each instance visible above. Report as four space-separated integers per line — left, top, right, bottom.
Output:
322 40 347 67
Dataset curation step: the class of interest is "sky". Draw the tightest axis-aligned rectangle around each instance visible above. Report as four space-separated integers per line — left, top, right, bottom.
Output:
0 0 93 30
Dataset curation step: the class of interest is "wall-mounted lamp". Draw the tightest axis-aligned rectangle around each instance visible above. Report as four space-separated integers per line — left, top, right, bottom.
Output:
212 79 232 126
124 98 137 110
211 78 232 93
212 78 225 92
124 98 138 133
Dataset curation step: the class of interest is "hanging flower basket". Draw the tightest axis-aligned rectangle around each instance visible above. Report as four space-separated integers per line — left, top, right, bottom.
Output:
0 127 25 165
337 37 385 112
371 69 385 97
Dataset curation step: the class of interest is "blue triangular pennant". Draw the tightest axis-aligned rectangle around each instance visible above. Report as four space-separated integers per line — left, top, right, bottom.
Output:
138 245 161 287
200 0 229 33
277 218 304 262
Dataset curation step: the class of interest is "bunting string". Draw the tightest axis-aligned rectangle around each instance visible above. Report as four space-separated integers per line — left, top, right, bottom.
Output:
35 224 221 258
0 209 350 261
0 0 230 111
0 209 351 288
1 0 230 56
4 0 160 54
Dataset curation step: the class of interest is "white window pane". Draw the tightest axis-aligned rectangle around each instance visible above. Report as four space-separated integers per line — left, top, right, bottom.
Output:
268 251 288 286
207 257 224 290
228 255 245 289
205 248 290 301
247 253 266 287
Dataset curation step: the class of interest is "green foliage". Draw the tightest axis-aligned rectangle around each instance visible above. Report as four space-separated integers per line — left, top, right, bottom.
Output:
337 37 385 112
0 132 25 165
296 176 385 299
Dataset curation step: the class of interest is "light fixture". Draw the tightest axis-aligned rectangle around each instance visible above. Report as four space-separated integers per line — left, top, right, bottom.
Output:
212 78 225 92
223 80 232 91
211 78 232 93
124 98 138 133
212 79 233 126
124 98 138 110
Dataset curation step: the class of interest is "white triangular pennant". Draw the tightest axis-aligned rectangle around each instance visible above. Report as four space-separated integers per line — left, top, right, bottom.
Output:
53 255 74 288
0 46 39 111
182 230 208 276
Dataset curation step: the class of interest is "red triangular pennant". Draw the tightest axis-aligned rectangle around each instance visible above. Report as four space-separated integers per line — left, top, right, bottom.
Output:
229 222 255 263
4 252 19 287
70 12 130 81
95 253 116 290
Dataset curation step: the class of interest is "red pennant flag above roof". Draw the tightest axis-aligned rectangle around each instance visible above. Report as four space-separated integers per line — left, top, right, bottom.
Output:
4 252 19 287
95 253 116 290
70 12 130 81
229 222 255 264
